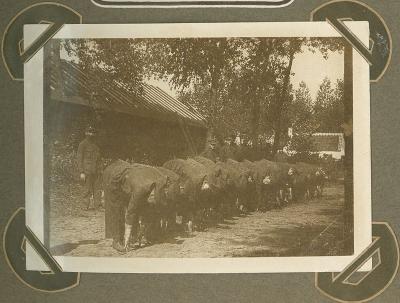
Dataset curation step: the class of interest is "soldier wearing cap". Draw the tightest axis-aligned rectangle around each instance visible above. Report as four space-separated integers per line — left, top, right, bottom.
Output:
201 136 218 162
77 126 102 210
219 136 235 161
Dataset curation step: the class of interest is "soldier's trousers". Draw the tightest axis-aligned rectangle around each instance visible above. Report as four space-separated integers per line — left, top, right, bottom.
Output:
83 173 98 199
110 206 126 243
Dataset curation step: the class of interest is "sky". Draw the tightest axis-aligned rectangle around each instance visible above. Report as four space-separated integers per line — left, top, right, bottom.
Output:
291 48 344 99
147 47 344 100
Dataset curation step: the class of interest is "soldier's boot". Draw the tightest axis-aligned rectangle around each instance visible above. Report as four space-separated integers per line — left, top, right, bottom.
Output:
187 220 193 233
278 190 285 208
137 221 150 247
81 197 90 211
289 188 294 202
86 195 94 210
95 191 105 211
112 239 126 253
305 189 311 201
93 197 101 211
100 190 105 208
316 186 323 198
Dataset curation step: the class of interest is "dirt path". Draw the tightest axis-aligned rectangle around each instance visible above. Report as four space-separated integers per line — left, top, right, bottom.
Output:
50 184 347 257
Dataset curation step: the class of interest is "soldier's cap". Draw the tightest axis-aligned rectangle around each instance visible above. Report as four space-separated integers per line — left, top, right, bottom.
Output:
85 126 97 135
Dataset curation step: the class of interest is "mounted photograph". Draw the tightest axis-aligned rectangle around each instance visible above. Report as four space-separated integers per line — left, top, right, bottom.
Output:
24 22 371 273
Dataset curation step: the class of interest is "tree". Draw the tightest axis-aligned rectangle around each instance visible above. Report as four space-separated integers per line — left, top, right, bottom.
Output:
314 77 344 132
290 81 316 133
60 37 347 156
269 37 345 154
271 36 345 155
314 77 334 130
325 79 345 132
144 38 240 134
270 38 304 154
229 38 288 147
62 39 147 95
285 82 317 155
146 38 284 146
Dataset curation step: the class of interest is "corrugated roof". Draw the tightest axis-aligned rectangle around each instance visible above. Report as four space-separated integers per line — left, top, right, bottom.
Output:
49 59 206 128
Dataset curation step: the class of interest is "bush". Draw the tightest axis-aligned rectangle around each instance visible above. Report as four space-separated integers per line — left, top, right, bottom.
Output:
49 140 79 183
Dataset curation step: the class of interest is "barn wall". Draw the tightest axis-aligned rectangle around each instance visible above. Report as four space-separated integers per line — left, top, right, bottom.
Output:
45 100 207 181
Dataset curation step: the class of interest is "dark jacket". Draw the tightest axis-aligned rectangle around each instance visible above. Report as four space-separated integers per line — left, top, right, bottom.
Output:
103 160 169 235
200 148 217 162
121 164 169 225
219 144 235 161
77 137 101 174
102 159 132 238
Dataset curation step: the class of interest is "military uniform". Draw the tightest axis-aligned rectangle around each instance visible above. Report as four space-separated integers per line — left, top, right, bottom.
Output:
104 160 170 250
102 160 132 240
233 144 246 162
77 137 101 207
219 144 235 161
200 147 217 162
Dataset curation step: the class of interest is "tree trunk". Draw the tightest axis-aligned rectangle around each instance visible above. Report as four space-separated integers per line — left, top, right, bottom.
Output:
272 46 296 155
204 65 222 148
210 83 219 127
250 40 273 148
251 97 261 146
343 42 354 254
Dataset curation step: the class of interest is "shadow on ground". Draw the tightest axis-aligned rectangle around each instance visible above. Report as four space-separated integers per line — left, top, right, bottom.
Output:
51 240 101 255
229 222 349 257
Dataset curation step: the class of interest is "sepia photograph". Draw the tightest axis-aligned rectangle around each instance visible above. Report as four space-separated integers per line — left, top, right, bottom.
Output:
24 23 371 273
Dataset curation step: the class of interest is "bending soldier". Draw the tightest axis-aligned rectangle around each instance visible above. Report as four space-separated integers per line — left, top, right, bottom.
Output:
103 160 168 252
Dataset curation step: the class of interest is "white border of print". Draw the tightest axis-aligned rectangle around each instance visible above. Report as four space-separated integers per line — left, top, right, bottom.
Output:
24 22 371 273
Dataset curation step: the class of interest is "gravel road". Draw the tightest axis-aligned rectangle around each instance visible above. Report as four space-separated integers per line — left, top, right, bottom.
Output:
50 184 348 257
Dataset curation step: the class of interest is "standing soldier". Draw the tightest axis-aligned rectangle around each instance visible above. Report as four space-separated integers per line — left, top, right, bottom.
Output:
201 139 218 162
233 135 246 162
219 136 235 161
77 126 102 210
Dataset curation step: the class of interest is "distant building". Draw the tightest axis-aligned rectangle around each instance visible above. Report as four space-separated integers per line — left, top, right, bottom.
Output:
310 133 345 160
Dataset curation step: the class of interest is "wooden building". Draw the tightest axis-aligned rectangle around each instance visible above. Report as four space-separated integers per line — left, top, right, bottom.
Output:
45 51 207 168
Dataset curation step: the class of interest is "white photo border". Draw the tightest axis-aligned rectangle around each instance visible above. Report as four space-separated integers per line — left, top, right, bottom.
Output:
24 22 371 273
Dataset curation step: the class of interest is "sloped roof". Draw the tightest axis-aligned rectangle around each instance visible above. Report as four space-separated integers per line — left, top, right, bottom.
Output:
49 59 206 128
311 133 342 152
